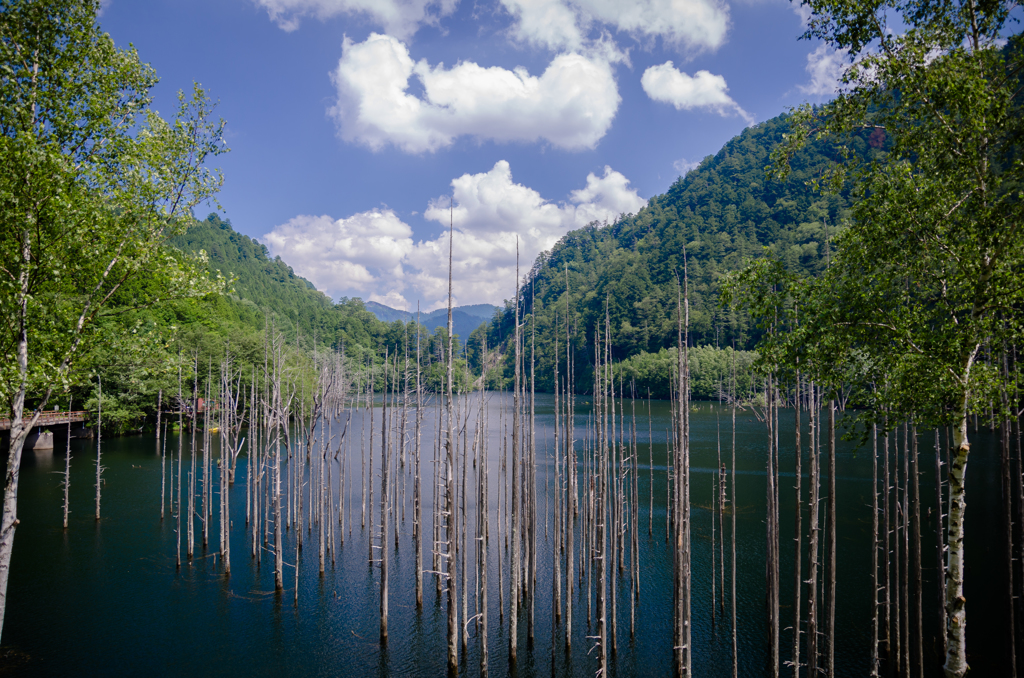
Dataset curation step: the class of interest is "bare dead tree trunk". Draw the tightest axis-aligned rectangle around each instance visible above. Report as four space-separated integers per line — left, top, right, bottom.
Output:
95 375 102 521
883 422 893 677
188 356 198 560
368 363 376 565
633 390 640 640
381 350 390 644
793 372 803 677
509 240 521 668
826 399 836 677
607 307 617 660
1001 373 1017 676
273 343 284 592
415 305 423 609
596 330 608 677
930 426 946 663
65 397 73 530
731 348 738 678
900 423 908 678
766 377 779 678
871 423 880 677
204 372 212 553
177 365 184 570
807 382 820 677
446 206 458 678
565 266 575 655
910 424 923 678
480 376 489 678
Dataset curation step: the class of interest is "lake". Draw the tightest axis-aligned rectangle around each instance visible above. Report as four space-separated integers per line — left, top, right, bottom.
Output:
1 395 1013 676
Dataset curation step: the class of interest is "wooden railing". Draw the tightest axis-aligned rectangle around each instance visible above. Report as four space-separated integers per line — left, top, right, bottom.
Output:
0 411 89 431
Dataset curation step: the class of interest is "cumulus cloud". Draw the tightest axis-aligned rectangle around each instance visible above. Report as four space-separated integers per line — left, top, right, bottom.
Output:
501 0 729 53
641 61 752 123
252 0 454 37
262 161 645 309
328 33 620 153
260 209 415 306
799 44 848 97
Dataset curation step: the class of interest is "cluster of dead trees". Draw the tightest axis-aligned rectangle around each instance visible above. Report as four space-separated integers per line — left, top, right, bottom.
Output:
67 256 1021 678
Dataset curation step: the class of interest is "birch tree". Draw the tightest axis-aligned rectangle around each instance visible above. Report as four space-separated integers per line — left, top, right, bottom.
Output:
0 0 225 643
764 2 1024 673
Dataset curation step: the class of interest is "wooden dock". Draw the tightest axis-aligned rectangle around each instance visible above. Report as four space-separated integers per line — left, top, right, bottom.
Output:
0 411 88 431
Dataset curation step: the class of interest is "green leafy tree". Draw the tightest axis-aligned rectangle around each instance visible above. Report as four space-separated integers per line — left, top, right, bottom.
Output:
762 1 1023 674
0 0 226 642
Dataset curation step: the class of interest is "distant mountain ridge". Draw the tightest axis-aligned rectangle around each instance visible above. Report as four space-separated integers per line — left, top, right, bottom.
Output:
365 301 497 342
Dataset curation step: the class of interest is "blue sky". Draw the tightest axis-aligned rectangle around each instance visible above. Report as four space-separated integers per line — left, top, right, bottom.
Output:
100 0 840 311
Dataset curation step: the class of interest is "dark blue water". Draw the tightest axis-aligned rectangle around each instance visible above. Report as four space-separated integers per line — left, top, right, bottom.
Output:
1 396 1011 676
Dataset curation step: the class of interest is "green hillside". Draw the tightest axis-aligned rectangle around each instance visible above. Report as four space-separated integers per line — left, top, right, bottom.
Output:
473 112 886 393
167 214 389 353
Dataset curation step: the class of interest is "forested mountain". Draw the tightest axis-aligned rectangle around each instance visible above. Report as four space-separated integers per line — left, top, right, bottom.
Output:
472 112 887 392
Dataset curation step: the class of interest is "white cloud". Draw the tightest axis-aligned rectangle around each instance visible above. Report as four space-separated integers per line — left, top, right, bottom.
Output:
569 165 648 225
262 161 645 309
501 0 730 53
673 158 700 175
260 209 415 305
329 33 620 153
641 61 752 123
799 44 847 97
252 0 454 37
503 0 585 52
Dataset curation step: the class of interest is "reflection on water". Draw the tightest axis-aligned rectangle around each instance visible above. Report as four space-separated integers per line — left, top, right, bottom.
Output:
1 396 1012 676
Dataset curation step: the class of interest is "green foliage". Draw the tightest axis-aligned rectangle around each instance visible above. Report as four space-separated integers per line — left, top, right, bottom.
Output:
757 7 1024 431
422 359 473 394
744 3 1024 673
0 0 226 418
612 345 757 401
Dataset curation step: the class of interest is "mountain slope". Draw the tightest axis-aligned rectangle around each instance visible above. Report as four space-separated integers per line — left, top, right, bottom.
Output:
168 214 390 353
475 112 886 391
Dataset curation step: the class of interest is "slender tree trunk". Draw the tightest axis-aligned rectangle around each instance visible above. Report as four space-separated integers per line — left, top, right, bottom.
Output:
65 398 73 530
596 340 608 677
827 399 836 676
273 350 284 592
766 377 779 678
934 428 947 662
480 381 490 678
793 373 803 677
944 350 980 678
509 243 521 668
415 306 423 609
871 423 880 677
381 352 389 643
177 368 184 569
446 211 458 678
732 350 738 678
900 424 909 678
884 424 893 677
910 424 923 678
95 376 102 521
808 383 820 676
565 300 574 654
528 304 537 650
1001 389 1017 675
